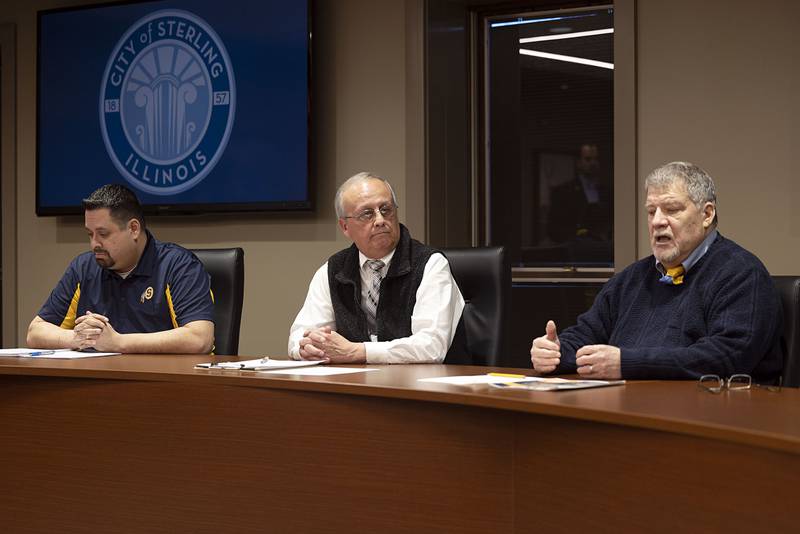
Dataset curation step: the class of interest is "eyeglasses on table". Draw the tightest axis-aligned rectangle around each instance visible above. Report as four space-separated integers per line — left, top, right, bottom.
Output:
698 374 782 394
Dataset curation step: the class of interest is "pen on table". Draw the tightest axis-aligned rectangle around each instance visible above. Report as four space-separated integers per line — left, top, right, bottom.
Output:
487 372 527 379
248 357 272 370
224 357 270 369
27 350 56 357
201 357 270 370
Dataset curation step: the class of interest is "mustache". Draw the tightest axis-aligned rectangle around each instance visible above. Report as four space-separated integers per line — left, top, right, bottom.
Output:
93 247 109 254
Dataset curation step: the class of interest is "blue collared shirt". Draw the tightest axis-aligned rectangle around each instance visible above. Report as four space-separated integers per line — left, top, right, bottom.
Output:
656 228 719 278
38 230 214 333
578 173 601 204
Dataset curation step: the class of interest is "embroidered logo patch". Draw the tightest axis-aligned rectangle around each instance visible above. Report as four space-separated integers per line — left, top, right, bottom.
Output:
140 286 154 303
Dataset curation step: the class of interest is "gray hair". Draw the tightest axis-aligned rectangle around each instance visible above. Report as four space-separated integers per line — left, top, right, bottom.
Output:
334 171 399 218
645 161 718 225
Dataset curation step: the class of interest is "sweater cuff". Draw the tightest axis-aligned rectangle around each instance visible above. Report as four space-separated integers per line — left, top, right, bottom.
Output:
620 348 685 380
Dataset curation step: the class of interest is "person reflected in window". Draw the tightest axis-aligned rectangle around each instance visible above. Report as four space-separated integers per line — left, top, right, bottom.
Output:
546 143 612 263
531 162 783 382
288 172 464 364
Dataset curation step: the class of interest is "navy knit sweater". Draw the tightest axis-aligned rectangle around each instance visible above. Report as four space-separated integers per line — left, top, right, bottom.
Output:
556 234 783 381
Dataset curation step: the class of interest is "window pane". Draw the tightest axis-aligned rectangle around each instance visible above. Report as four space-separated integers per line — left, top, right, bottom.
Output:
486 6 614 268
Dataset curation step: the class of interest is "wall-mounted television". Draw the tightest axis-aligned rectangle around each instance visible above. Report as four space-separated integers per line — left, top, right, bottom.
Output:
37 0 311 215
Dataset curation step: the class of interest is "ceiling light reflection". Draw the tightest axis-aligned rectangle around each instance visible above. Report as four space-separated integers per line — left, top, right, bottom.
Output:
519 28 613 44
519 48 614 70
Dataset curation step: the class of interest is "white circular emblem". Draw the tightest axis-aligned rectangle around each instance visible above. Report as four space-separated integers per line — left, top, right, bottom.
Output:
100 10 235 196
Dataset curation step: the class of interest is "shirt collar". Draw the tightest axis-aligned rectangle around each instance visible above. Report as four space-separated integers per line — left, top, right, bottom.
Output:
656 228 718 275
132 229 157 277
359 248 396 271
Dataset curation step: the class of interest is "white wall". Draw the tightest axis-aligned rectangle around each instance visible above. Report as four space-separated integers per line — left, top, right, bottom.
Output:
636 0 799 273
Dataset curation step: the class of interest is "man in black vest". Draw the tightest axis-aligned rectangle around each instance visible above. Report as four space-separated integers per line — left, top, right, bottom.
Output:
288 172 464 363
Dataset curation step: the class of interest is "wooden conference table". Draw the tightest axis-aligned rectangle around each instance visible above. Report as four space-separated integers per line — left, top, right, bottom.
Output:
0 355 798 533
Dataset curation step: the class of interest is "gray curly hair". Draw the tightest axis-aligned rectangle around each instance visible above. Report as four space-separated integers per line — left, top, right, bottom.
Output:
645 161 718 226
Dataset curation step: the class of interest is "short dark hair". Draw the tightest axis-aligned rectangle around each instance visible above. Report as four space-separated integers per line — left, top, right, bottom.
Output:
82 184 146 230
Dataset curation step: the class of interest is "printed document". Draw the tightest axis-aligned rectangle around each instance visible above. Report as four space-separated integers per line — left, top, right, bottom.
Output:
418 374 530 385
262 367 380 376
491 377 625 391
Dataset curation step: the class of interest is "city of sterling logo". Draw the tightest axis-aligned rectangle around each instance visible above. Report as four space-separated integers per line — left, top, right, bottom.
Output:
100 10 235 195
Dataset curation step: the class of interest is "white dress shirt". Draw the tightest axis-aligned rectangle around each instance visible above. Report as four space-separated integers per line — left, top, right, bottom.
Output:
288 252 465 363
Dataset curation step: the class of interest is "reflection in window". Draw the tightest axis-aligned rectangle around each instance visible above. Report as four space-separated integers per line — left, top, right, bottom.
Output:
485 6 614 268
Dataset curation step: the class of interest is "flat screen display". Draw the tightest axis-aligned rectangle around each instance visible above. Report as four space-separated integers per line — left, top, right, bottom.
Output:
37 0 310 215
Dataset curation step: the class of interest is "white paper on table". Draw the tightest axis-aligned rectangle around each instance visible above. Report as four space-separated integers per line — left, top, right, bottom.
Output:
0 348 120 359
261 367 380 376
417 374 529 385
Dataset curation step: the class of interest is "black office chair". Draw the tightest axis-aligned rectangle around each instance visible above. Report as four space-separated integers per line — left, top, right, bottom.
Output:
191 248 245 355
772 276 800 387
442 247 509 366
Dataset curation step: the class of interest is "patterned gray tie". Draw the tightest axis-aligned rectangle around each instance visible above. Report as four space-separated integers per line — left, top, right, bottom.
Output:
364 259 385 335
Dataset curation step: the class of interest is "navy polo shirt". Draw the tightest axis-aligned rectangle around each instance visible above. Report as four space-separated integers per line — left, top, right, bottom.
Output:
38 230 214 334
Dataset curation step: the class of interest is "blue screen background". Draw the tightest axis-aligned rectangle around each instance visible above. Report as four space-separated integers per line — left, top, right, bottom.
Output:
38 0 309 212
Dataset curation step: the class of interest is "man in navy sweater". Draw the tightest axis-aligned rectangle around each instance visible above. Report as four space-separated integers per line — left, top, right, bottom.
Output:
531 161 783 382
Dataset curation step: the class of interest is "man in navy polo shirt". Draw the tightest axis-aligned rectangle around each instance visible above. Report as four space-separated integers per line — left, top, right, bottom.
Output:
27 184 215 353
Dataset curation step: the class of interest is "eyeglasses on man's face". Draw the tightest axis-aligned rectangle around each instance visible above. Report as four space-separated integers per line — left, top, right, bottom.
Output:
698 374 782 394
344 204 397 223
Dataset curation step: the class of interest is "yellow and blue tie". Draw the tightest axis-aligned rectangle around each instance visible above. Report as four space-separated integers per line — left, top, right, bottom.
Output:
659 265 685 285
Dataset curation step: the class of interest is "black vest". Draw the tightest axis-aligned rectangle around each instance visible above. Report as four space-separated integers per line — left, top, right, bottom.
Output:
328 224 436 342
